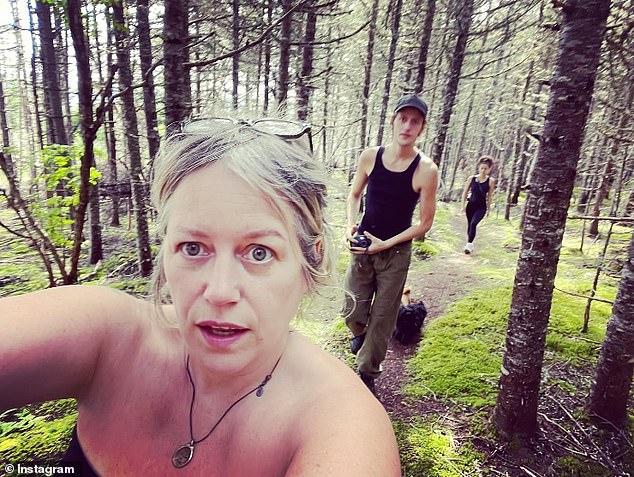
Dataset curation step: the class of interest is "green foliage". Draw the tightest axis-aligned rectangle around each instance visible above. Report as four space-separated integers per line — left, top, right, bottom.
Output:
412 239 439 259
394 418 484 477
30 144 101 248
0 401 77 464
405 287 510 407
551 455 613 477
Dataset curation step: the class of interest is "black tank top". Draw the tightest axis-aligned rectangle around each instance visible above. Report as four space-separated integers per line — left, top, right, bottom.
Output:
358 146 420 241
468 175 490 206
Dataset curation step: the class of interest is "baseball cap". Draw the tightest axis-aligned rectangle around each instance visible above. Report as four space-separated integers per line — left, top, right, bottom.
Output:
394 94 428 119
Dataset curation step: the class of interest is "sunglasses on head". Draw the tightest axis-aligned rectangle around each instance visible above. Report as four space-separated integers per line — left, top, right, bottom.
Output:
182 117 314 154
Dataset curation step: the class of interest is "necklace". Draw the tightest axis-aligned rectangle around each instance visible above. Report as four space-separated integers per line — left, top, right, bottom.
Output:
171 353 283 468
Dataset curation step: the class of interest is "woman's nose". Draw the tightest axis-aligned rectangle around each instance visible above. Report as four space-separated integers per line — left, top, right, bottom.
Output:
201 256 241 305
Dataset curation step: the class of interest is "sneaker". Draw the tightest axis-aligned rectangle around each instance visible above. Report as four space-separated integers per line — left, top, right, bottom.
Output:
464 242 474 254
359 372 376 395
349 333 365 355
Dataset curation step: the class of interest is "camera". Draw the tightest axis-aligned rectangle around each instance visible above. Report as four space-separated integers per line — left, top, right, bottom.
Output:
350 234 372 249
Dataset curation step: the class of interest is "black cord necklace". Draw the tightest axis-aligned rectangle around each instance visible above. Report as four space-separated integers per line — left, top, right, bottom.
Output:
171 353 283 469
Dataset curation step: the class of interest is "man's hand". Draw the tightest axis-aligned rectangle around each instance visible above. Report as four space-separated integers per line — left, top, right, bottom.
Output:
349 231 387 255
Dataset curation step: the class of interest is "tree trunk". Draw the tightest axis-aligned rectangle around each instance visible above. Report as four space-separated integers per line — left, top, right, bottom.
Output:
112 1 153 277
137 0 160 168
164 0 191 130
54 10 73 145
413 0 436 94
263 0 273 114
275 0 293 109
28 0 44 152
232 0 240 110
588 84 634 235
376 0 403 145
66 0 104 277
36 1 68 146
430 0 475 167
104 11 120 227
297 1 317 121
587 229 634 427
493 0 611 440
358 0 380 151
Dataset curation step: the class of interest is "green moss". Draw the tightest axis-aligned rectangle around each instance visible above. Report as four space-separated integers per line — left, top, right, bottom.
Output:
405 287 511 407
0 402 77 464
412 239 439 259
394 418 484 477
551 455 612 477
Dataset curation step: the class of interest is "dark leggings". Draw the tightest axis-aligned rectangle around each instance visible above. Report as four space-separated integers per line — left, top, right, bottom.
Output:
466 202 486 243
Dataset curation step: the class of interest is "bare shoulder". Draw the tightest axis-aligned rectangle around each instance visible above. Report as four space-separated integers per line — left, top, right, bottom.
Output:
358 146 380 173
416 151 437 175
283 335 400 476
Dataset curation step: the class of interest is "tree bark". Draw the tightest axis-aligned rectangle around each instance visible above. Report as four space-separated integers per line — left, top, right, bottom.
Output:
587 229 634 427
164 0 191 130
27 0 44 152
66 0 104 277
275 0 293 109
376 0 403 145
493 0 611 440
232 0 240 110
413 0 436 94
263 0 273 114
137 0 160 168
297 1 317 121
36 1 68 146
430 0 475 167
358 0 380 151
112 1 153 277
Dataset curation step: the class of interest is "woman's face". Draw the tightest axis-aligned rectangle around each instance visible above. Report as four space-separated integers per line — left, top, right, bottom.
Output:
478 163 491 175
163 162 306 376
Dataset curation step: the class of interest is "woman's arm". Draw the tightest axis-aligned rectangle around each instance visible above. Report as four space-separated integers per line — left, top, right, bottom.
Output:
0 285 141 411
487 177 496 214
461 176 473 211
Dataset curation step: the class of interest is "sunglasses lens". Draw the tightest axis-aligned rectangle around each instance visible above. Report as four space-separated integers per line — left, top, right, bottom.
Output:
252 119 308 138
184 118 234 132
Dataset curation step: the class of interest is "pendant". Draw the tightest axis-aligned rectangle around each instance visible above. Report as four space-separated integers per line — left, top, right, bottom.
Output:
172 441 195 468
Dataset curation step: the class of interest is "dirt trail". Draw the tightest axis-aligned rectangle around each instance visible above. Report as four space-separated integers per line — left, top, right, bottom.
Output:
376 210 502 415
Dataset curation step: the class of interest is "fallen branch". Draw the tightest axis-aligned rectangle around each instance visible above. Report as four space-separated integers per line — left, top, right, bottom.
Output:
553 286 614 305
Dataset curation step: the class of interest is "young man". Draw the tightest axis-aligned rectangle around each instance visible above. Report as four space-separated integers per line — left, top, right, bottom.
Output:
343 94 438 393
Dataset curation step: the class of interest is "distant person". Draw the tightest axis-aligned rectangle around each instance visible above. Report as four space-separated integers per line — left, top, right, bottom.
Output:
0 118 401 476
343 94 438 394
461 155 496 254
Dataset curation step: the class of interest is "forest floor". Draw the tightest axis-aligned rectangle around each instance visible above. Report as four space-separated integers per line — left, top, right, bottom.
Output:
1 198 633 477
348 205 634 477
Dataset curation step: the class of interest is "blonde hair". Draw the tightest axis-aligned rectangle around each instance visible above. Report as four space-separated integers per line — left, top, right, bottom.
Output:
149 120 334 319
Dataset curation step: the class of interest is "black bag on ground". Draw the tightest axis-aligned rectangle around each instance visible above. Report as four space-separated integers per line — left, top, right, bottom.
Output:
393 301 427 345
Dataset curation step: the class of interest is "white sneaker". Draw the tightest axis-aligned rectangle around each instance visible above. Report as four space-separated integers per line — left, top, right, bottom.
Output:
464 243 474 254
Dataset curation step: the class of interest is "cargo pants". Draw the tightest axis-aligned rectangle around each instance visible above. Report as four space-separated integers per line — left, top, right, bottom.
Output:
343 241 412 377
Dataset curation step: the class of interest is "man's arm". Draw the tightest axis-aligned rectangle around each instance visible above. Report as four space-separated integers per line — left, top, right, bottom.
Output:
364 158 438 251
345 148 375 242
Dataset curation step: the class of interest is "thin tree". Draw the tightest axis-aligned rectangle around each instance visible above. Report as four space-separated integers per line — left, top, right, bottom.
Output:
376 0 404 145
493 0 612 439
137 0 160 167
164 0 192 129
358 0 380 151
66 0 105 274
587 229 634 427
232 0 240 110
297 0 317 121
276 0 293 109
430 0 475 168
413 0 437 94
112 0 153 277
36 0 67 146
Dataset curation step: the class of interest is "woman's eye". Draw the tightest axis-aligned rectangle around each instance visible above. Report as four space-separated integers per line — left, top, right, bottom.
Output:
247 245 273 262
180 242 205 257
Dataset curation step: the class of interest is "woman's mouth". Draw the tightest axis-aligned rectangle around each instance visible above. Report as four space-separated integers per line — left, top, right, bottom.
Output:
197 322 248 347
